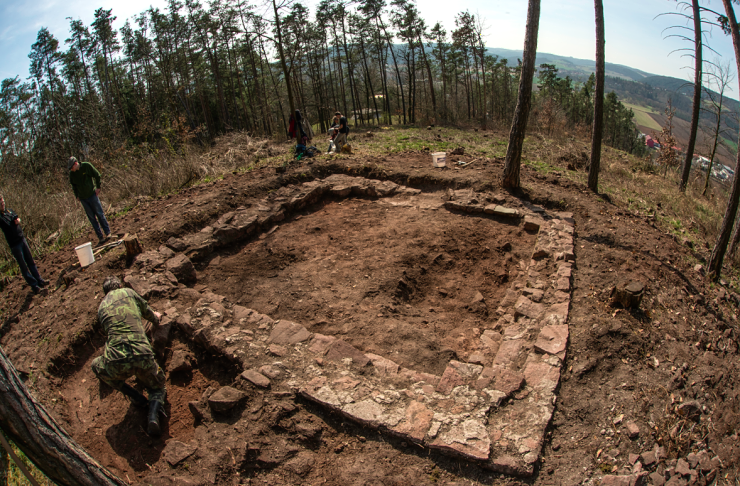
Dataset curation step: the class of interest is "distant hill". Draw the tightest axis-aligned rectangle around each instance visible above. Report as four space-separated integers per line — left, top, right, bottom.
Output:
484 48 654 82
482 47 738 167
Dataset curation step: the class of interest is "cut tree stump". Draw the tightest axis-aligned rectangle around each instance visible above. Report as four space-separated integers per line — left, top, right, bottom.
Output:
124 234 142 261
610 281 645 309
0 346 126 485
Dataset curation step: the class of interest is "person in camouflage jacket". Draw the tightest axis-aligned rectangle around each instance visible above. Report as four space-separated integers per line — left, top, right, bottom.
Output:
92 276 166 436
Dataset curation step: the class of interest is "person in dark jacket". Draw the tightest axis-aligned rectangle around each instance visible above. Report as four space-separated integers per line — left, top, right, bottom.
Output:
333 111 349 150
92 276 166 436
68 157 111 246
0 194 48 295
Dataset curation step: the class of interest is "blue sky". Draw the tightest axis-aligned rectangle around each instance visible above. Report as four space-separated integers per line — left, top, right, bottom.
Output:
0 0 737 95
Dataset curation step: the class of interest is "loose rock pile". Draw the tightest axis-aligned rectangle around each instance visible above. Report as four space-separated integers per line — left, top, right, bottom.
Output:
600 445 721 485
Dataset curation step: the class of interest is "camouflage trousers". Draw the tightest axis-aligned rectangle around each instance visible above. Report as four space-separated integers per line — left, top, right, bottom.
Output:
91 354 166 404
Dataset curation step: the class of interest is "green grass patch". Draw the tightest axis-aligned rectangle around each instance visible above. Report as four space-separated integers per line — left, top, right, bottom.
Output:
721 136 738 153
525 159 557 173
0 431 56 485
622 101 659 115
623 102 661 131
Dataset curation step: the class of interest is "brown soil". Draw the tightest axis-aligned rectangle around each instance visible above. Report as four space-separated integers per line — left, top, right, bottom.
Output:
1 134 739 485
200 196 532 376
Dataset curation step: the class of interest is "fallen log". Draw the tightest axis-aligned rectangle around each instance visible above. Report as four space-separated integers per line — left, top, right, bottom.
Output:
0 345 126 486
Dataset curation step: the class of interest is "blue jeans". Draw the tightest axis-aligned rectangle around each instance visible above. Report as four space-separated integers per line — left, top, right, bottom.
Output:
10 238 42 290
80 194 110 239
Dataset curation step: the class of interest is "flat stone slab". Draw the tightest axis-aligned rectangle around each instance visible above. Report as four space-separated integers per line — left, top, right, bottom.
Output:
514 296 545 319
484 205 520 218
523 215 544 231
324 339 371 367
269 321 311 345
366 353 400 376
208 386 246 412
392 400 434 442
163 440 198 466
533 325 569 357
241 369 271 388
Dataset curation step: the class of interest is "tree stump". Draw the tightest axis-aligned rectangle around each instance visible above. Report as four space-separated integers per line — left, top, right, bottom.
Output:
124 234 142 261
610 281 645 309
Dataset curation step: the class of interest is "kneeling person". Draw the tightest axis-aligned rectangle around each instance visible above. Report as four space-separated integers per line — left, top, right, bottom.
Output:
92 276 166 436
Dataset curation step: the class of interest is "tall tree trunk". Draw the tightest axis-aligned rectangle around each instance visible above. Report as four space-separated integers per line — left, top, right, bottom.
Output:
703 102 724 196
373 29 391 124
588 0 606 193
501 0 541 188
480 45 487 130
272 0 296 121
417 32 436 123
679 0 703 192
359 37 380 125
0 346 126 485
381 28 406 124
728 209 740 258
339 19 359 125
708 0 740 280
259 36 288 135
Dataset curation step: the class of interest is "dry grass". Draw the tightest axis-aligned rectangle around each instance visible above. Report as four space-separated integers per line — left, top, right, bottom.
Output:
524 136 729 249
0 133 293 280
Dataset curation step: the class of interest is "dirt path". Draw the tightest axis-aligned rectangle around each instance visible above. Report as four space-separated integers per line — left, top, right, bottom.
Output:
1 144 738 485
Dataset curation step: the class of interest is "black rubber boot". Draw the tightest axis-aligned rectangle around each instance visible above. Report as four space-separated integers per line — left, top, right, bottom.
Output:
120 384 148 408
147 400 162 436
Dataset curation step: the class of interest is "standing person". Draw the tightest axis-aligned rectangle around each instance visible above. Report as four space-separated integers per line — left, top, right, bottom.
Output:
68 157 111 246
0 194 48 295
333 111 349 151
326 112 342 153
92 276 167 436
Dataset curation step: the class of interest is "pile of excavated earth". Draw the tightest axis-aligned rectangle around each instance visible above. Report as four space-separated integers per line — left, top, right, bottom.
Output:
1 140 739 486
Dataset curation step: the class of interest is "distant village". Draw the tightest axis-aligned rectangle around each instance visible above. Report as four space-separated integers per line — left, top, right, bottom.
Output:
642 134 735 183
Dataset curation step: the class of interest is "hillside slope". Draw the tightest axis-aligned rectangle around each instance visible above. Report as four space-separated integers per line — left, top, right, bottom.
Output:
483 48 739 167
485 48 654 81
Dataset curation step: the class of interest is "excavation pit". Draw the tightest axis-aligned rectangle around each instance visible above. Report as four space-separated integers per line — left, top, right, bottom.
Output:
9 174 575 482
142 175 575 475
199 195 536 376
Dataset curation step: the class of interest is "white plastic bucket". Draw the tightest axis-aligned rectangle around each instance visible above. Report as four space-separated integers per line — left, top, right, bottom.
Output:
75 242 95 267
432 152 446 167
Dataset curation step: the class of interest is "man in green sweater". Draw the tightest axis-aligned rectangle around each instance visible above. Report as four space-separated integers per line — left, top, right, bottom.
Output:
68 157 111 246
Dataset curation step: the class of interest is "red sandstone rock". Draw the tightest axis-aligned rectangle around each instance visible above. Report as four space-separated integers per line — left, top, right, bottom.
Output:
241 369 271 388
493 340 524 369
533 325 569 356
307 333 336 354
269 320 311 345
365 353 400 376
324 339 371 367
514 296 545 319
392 400 434 442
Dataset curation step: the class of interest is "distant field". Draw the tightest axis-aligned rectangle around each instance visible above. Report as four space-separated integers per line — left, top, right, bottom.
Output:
622 101 661 130
622 102 662 131
722 136 738 152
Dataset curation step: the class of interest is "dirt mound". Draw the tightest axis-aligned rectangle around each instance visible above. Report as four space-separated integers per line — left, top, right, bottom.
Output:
1 149 738 484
